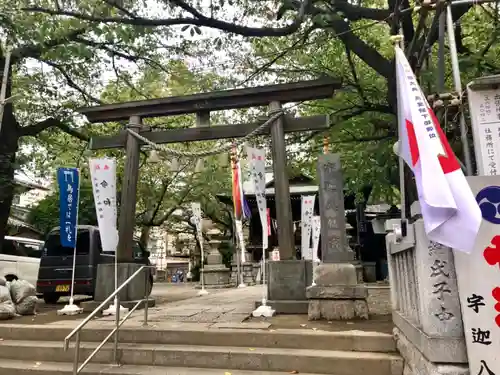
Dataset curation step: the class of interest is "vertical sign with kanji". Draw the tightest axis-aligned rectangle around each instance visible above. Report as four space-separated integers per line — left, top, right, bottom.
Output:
454 176 500 375
467 83 500 176
191 202 204 255
317 153 353 262
301 195 315 260
311 215 321 264
57 168 80 248
89 158 118 252
246 146 268 251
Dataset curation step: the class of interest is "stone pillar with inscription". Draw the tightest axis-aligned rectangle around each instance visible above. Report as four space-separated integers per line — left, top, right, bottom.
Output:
306 154 369 320
388 202 468 375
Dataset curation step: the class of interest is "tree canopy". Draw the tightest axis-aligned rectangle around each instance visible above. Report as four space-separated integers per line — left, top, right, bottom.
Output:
1 0 499 247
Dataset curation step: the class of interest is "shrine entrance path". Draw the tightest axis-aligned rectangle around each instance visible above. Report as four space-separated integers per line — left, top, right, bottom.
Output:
9 283 392 334
113 284 264 325
248 284 393 334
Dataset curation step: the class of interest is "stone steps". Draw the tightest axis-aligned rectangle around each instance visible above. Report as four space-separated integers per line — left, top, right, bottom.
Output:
0 340 403 375
0 322 402 375
0 360 328 375
0 324 397 352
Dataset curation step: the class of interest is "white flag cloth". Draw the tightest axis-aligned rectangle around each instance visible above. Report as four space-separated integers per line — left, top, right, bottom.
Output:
312 216 321 263
247 146 268 250
395 46 481 253
235 219 246 255
191 202 204 254
89 158 118 252
301 195 315 260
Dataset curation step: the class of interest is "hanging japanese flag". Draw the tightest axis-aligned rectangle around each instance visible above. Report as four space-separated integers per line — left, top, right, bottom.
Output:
231 146 251 220
301 195 315 260
89 158 118 252
247 146 268 250
395 46 481 253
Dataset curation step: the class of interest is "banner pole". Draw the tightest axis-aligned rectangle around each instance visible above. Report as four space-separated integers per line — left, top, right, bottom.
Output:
233 213 246 288
261 216 267 305
58 168 83 316
390 34 408 235
446 4 473 175
200 232 205 290
198 229 209 295
192 203 209 296
68 171 80 306
250 147 275 317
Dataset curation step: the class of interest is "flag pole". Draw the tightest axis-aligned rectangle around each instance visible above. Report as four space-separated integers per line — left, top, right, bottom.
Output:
58 169 83 316
198 230 208 295
69 173 80 307
231 210 246 288
251 147 275 318
390 34 408 235
445 4 473 175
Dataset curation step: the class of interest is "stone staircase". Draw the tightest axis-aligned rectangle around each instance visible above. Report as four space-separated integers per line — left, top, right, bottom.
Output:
0 323 403 375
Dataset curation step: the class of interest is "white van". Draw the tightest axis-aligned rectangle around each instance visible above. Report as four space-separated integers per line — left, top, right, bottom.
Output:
0 236 44 287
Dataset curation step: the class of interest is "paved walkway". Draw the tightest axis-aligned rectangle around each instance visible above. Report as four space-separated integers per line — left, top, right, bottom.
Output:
99 284 264 325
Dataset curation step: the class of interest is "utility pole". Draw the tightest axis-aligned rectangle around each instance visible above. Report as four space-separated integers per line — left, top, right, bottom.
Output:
0 45 12 133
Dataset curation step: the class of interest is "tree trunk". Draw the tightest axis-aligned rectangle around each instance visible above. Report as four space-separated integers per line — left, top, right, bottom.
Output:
0 57 19 253
0 143 17 252
139 225 151 249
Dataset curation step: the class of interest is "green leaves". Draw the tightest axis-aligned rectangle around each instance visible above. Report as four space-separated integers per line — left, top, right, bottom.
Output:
27 181 97 235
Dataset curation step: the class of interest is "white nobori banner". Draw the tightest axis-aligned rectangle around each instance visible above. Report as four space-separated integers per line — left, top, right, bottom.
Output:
191 202 203 252
89 158 118 252
301 195 316 260
247 146 268 250
311 215 321 286
312 215 321 263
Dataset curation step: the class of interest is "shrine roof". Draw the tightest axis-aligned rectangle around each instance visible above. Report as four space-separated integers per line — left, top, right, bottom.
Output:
242 171 316 196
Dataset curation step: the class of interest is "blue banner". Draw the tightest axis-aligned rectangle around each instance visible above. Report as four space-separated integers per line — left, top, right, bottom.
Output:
57 167 80 248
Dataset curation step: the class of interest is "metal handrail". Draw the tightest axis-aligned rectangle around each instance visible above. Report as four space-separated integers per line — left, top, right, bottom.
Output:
63 265 155 374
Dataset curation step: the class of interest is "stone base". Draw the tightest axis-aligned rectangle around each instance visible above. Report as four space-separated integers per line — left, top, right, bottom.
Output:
230 262 239 285
362 261 377 283
254 299 309 314
394 327 469 375
242 263 256 285
267 259 312 301
314 262 358 285
230 262 257 286
307 263 368 321
194 283 233 289
308 299 369 320
354 261 364 283
392 311 467 363
94 263 153 302
307 285 368 299
202 265 231 287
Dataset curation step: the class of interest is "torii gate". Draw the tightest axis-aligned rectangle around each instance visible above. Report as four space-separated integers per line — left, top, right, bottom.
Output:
79 78 340 299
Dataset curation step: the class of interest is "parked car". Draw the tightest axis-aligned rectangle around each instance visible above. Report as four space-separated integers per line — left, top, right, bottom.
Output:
36 225 153 304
